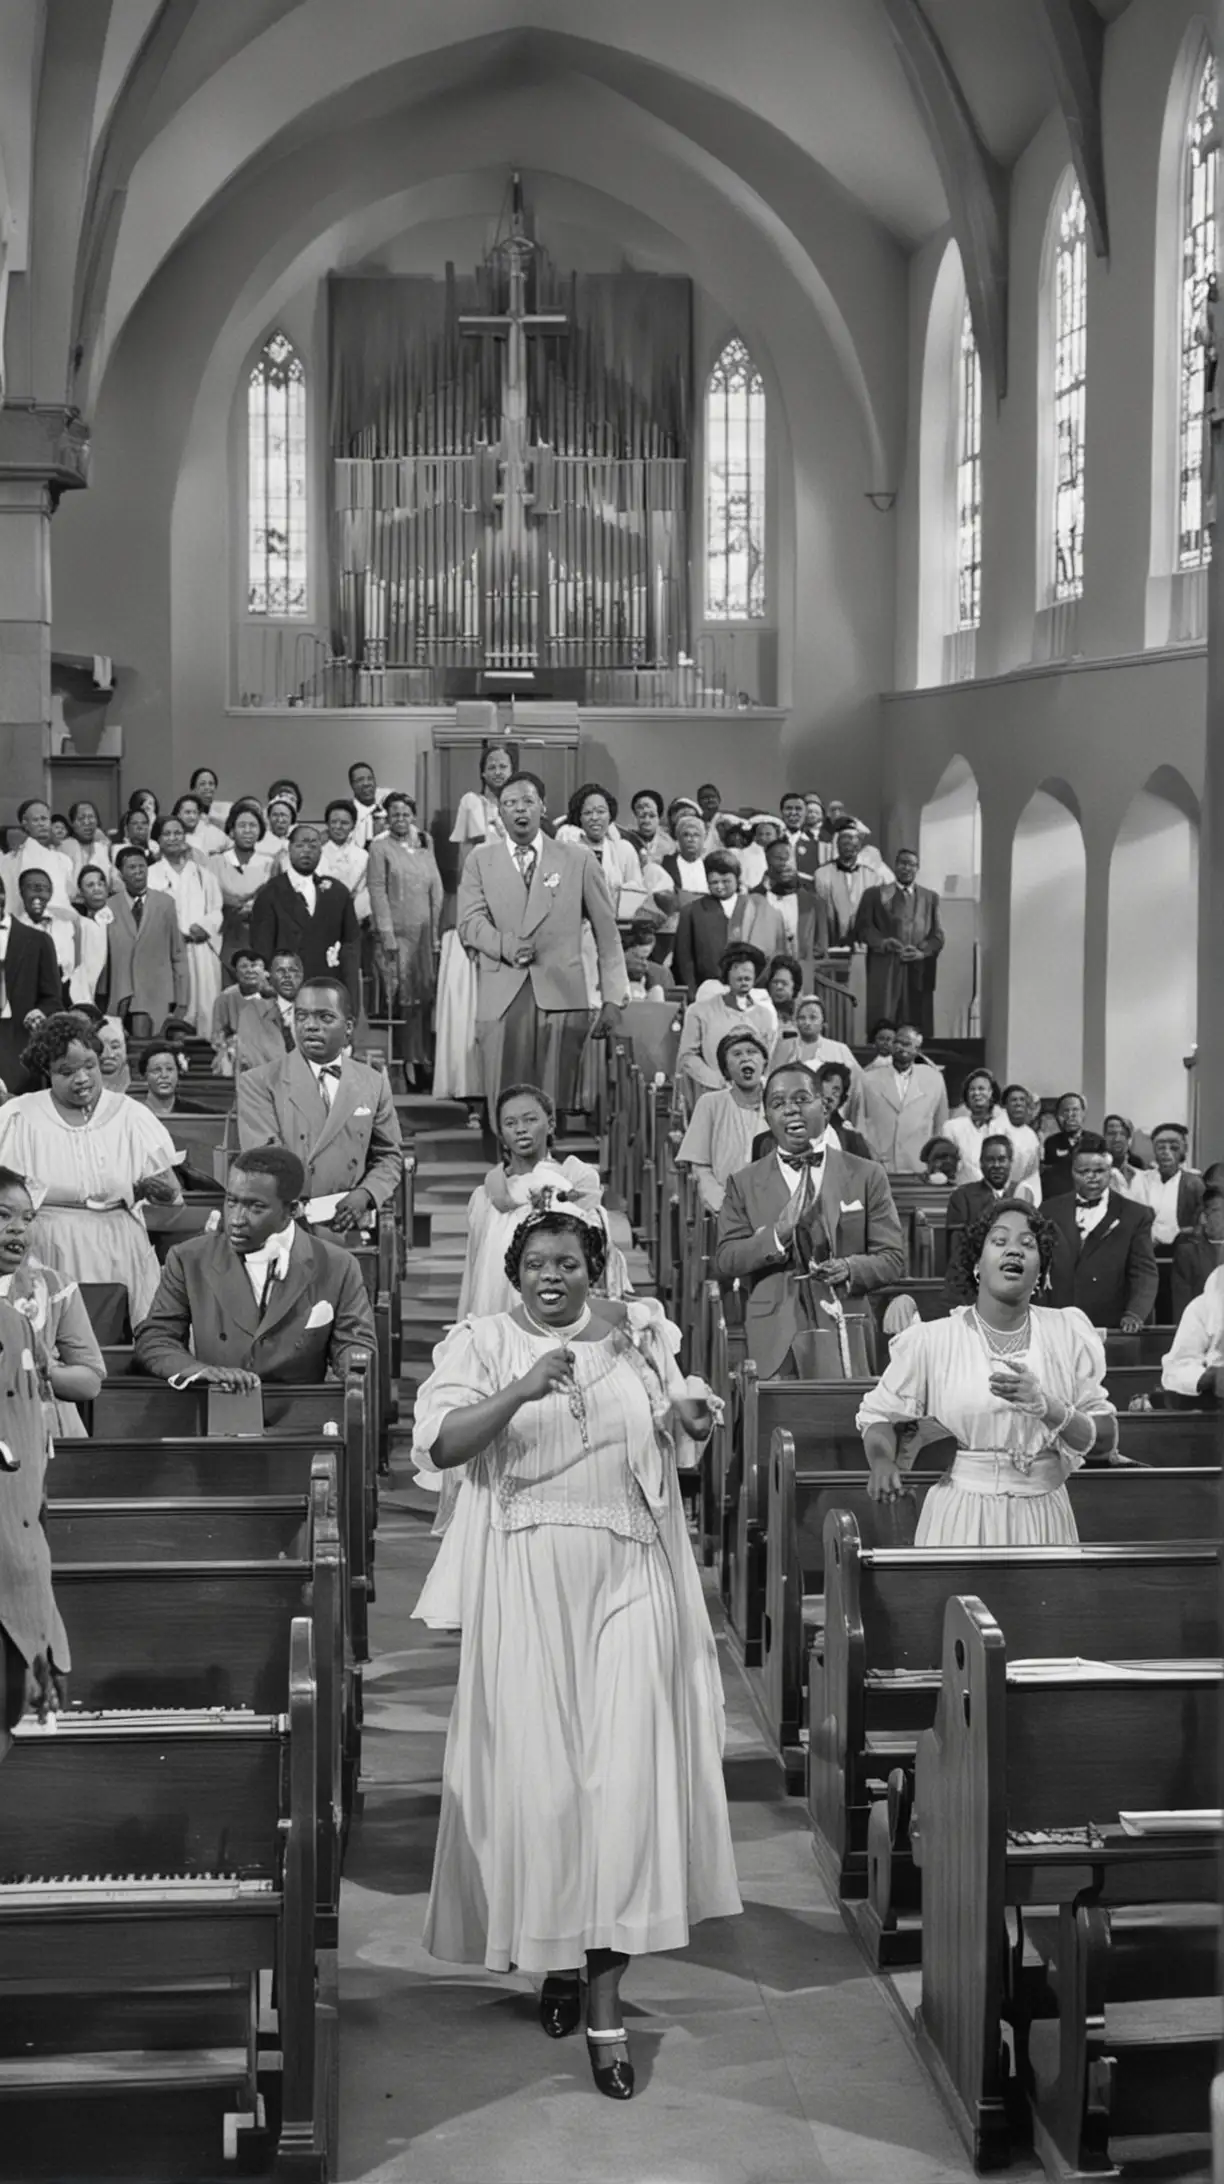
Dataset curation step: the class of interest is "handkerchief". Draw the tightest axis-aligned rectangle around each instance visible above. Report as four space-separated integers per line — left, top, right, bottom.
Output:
305 1300 335 1330
839 1198 863 1213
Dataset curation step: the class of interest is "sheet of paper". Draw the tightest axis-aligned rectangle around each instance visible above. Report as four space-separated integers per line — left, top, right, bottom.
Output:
305 1193 342 1224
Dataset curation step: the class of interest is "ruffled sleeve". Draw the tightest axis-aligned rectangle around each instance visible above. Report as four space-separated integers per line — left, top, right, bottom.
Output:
1053 1306 1118 1461
855 1320 932 1434
123 1099 181 1183
411 1317 501 1475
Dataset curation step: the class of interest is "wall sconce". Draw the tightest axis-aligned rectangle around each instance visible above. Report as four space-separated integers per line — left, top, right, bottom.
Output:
864 491 898 513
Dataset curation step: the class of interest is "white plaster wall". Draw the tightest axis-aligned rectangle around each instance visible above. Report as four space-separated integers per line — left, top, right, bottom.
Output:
1009 791 1086 1095
1105 786 1199 1128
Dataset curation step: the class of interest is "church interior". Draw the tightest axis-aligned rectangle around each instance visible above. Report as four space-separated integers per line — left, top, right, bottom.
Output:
1 0 1224 2179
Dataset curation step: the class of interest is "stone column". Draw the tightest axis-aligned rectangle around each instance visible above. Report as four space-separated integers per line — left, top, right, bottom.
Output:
0 401 89 815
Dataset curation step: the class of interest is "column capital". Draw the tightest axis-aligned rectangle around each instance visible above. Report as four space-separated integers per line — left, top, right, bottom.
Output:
0 402 90 507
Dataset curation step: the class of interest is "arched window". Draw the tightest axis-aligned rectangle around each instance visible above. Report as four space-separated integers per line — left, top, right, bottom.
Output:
705 336 766 621
956 300 982 630
247 330 307 617
1050 180 1088 603
1179 52 1218 569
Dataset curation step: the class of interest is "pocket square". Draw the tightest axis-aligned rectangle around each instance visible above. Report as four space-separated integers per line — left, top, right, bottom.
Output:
839 1199 863 1214
305 1301 335 1330
353 1105 372 1118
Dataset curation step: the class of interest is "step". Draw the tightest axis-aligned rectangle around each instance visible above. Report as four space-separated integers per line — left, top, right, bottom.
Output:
395 1095 469 1125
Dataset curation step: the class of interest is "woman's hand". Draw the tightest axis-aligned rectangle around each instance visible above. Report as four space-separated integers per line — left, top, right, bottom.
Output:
25 1654 63 1725
138 1170 181 1205
187 923 210 944
515 1347 574 1405
867 1455 906 1504
987 1360 1047 1414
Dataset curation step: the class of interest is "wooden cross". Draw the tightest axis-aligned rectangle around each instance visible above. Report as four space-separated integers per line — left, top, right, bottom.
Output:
459 174 568 664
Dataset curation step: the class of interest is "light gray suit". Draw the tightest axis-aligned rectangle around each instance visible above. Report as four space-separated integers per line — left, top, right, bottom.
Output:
236 1049 403 1210
457 833 628 1109
108 887 189 1029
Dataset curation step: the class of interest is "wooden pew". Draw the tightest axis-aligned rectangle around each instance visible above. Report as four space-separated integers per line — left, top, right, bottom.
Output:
913 1596 1220 2173
808 1509 1220 1933
51 1460 345 1944
89 1359 375 1661
0 1618 332 2180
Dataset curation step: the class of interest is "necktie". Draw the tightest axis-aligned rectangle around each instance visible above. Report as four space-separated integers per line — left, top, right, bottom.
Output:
280 1014 295 1053
318 1063 342 1110
515 845 537 891
132 896 144 928
258 1263 278 1311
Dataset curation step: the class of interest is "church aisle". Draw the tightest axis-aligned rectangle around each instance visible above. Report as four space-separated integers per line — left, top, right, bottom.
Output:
338 1506 1022 2184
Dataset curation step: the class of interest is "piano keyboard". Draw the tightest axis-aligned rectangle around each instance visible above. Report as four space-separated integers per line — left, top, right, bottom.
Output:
0 1875 276 1906
14 1708 280 1738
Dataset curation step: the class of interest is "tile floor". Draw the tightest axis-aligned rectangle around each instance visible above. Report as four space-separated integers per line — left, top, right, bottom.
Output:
339 1504 1015 2184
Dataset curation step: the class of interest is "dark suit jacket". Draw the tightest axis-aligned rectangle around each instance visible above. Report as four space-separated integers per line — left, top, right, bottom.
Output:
236 1048 402 1209
108 889 189 1026
714 1146 905 1377
672 894 785 998
0 920 63 1093
1171 1230 1224 1321
1044 1190 1159 1327
249 872 361 1011
133 1225 376 1383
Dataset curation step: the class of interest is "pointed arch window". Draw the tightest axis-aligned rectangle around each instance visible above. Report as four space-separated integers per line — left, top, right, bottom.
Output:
1179 52 1218 568
247 330 308 617
955 299 982 630
1050 181 1088 602
705 337 766 621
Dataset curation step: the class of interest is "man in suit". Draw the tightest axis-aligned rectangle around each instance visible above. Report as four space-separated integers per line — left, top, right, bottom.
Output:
134 1144 376 1388
457 770 627 1112
1124 1123 1204 1244
856 847 944 1039
776 792 822 967
237 976 402 1236
108 846 189 1039
858 1022 950 1172
235 951 303 1073
715 1060 905 1378
943 1133 1039 1301
1045 1134 1158 1331
0 875 62 1094
673 852 784 997
657 809 712 900
1171 1186 1224 1320
249 822 361 1007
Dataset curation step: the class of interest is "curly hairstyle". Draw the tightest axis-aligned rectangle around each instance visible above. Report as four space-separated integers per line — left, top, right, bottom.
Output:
225 798 266 836
480 739 519 782
961 1066 1003 1110
504 1207 608 1292
22 1011 103 1083
567 780 618 830
946 1196 1056 1307
765 953 804 999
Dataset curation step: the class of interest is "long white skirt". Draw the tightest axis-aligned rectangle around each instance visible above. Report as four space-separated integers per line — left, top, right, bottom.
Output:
183 940 223 1043
423 1517 741 1974
915 1453 1079 1549
432 931 481 1099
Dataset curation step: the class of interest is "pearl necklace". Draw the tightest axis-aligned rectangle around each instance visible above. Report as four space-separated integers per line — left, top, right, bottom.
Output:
972 1306 1030 1358
520 1301 592 1341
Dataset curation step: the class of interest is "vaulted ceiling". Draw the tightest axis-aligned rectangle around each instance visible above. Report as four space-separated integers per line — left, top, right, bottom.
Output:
3 0 1135 411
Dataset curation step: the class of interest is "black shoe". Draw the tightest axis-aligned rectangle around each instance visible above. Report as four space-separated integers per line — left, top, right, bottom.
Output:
539 1975 582 2039
585 2028 634 2100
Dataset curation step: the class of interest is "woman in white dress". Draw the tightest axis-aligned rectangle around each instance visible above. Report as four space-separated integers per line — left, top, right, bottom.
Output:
0 1166 105 1439
148 812 223 1038
859 1198 1117 1547
434 741 516 1110
1000 1081 1044 1204
256 795 295 870
412 1206 741 2098
457 1083 629 1316
0 1014 181 1336
64 801 113 886
172 792 227 863
944 1067 1008 1183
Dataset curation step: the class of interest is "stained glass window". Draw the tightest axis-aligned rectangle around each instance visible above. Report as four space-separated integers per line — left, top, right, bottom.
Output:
1179 53 1218 568
248 331 308 617
956 299 982 629
1050 181 1088 602
705 337 766 621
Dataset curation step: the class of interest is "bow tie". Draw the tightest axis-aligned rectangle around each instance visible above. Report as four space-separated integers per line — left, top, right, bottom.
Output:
783 1148 825 1169
1074 1203 1099 1227
320 1064 342 1080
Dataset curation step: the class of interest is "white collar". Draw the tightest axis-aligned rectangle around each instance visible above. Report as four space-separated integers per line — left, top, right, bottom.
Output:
506 832 544 859
306 1053 345 1081
240 1222 296 1279
285 866 317 901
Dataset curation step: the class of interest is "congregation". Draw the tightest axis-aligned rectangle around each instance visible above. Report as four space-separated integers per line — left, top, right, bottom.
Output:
0 731 1218 2172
